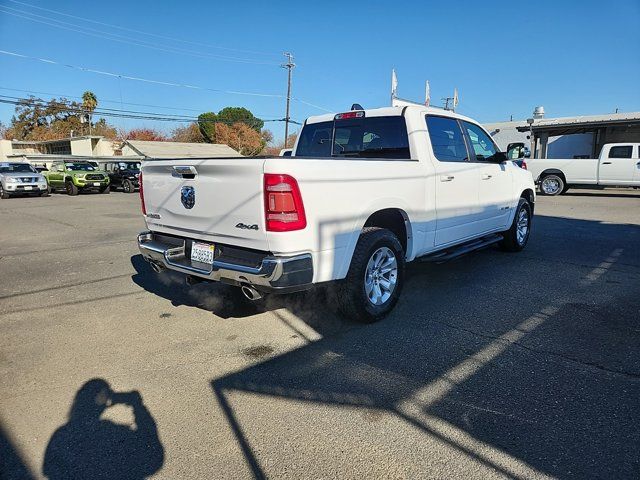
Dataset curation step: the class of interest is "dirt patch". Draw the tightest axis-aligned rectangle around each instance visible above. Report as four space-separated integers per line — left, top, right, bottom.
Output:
242 345 274 359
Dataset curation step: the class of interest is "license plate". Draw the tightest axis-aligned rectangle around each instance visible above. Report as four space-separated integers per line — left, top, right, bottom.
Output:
24 186 32 190
191 242 215 265
93 182 101 186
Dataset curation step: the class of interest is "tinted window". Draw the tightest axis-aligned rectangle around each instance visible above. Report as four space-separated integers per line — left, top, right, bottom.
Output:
0 163 36 173
65 163 95 171
463 121 499 161
609 146 632 159
332 116 410 158
295 117 411 159
426 116 469 162
295 121 333 157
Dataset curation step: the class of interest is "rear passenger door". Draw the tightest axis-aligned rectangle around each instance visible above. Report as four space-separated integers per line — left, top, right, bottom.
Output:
426 115 480 246
462 121 513 232
598 145 637 185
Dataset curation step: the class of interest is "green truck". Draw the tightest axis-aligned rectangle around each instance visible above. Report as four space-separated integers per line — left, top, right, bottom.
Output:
44 161 110 195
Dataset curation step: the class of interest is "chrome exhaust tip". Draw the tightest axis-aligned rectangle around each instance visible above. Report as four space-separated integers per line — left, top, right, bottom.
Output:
241 285 263 301
149 261 165 273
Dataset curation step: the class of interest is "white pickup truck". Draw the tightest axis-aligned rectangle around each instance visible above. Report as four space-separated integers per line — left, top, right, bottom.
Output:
527 143 640 195
138 105 535 322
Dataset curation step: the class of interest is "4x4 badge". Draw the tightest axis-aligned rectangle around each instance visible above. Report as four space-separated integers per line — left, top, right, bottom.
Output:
180 186 195 209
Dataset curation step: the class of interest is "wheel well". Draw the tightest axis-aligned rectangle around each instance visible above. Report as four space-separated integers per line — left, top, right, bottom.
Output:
539 169 566 182
520 189 535 212
363 209 408 253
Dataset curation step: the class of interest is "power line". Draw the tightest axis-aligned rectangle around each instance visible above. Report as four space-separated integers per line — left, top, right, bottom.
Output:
0 95 300 125
0 87 283 119
0 49 334 112
0 49 284 98
0 6 280 66
5 0 282 59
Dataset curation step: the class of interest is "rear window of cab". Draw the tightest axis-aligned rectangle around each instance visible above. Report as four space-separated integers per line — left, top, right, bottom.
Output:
296 116 411 159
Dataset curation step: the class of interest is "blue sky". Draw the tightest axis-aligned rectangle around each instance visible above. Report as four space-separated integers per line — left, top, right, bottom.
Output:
1 0 639 141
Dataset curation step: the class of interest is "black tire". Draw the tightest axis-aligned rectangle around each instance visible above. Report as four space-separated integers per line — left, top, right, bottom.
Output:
0 184 10 199
100 185 111 194
65 181 79 196
501 197 532 252
337 227 405 323
539 174 564 196
40 189 49 197
123 180 134 193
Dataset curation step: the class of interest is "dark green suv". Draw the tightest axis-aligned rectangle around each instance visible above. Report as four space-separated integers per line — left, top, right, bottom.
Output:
44 161 110 195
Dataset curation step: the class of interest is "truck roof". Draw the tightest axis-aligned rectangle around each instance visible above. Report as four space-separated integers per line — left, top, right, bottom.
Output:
305 105 478 125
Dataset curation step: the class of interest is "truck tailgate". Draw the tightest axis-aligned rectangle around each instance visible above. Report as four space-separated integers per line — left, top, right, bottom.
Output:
141 158 269 250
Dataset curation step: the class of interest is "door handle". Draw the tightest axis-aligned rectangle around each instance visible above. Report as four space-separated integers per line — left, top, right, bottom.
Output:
440 175 455 182
602 162 612 165
482 174 493 180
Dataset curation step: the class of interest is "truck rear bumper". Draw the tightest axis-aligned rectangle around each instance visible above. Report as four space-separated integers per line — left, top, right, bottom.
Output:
137 231 314 293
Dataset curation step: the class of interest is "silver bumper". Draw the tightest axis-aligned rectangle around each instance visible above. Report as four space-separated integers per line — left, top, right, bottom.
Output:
137 231 313 293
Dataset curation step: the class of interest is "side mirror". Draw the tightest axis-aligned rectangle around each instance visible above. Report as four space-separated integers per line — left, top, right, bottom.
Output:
506 142 526 159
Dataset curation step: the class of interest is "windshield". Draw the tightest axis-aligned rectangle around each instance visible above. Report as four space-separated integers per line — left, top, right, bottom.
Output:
296 116 411 159
0 163 37 173
118 162 141 170
65 163 96 171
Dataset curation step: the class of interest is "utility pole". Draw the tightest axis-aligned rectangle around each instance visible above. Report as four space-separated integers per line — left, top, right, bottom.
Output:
282 52 295 148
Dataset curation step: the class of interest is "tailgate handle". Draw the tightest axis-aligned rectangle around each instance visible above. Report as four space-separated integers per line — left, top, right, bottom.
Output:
173 166 198 177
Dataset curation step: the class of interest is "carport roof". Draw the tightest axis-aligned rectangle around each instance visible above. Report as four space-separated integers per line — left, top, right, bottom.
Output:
516 111 640 135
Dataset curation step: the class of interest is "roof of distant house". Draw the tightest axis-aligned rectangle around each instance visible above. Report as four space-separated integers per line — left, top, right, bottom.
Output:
123 140 241 158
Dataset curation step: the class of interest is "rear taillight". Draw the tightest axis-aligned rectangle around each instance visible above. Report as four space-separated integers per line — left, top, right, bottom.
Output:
264 174 306 231
521 160 528 170
139 171 146 215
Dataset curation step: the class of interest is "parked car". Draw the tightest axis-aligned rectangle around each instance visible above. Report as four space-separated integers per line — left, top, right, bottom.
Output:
43 161 110 195
525 143 640 195
0 162 49 199
137 105 535 322
101 161 141 193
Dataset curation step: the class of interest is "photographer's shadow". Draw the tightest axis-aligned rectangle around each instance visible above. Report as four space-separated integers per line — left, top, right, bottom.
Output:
43 379 164 479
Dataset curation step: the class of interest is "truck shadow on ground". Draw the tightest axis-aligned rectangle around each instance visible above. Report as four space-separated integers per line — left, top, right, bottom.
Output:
132 215 640 478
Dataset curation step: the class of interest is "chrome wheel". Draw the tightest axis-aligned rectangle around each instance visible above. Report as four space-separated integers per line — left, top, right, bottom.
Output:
541 176 561 195
516 208 529 245
364 247 398 306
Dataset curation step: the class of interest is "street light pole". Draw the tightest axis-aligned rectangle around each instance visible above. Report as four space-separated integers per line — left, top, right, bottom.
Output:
282 52 295 148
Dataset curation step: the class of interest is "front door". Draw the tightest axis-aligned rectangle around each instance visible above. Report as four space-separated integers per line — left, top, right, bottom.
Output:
462 121 513 232
426 115 481 247
598 145 637 185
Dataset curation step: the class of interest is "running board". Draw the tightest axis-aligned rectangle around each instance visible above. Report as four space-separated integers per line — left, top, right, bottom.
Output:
419 234 503 263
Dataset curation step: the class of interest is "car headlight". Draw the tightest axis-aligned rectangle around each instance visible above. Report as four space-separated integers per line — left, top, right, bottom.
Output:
6 177 19 183
77 174 86 179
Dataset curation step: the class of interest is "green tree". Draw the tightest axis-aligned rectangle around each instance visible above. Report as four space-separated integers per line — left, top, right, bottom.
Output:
81 91 98 134
217 107 264 132
197 106 264 143
197 112 218 142
6 94 118 140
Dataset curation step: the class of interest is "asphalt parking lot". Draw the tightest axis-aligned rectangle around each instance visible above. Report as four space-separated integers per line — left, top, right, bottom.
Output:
1 188 639 479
